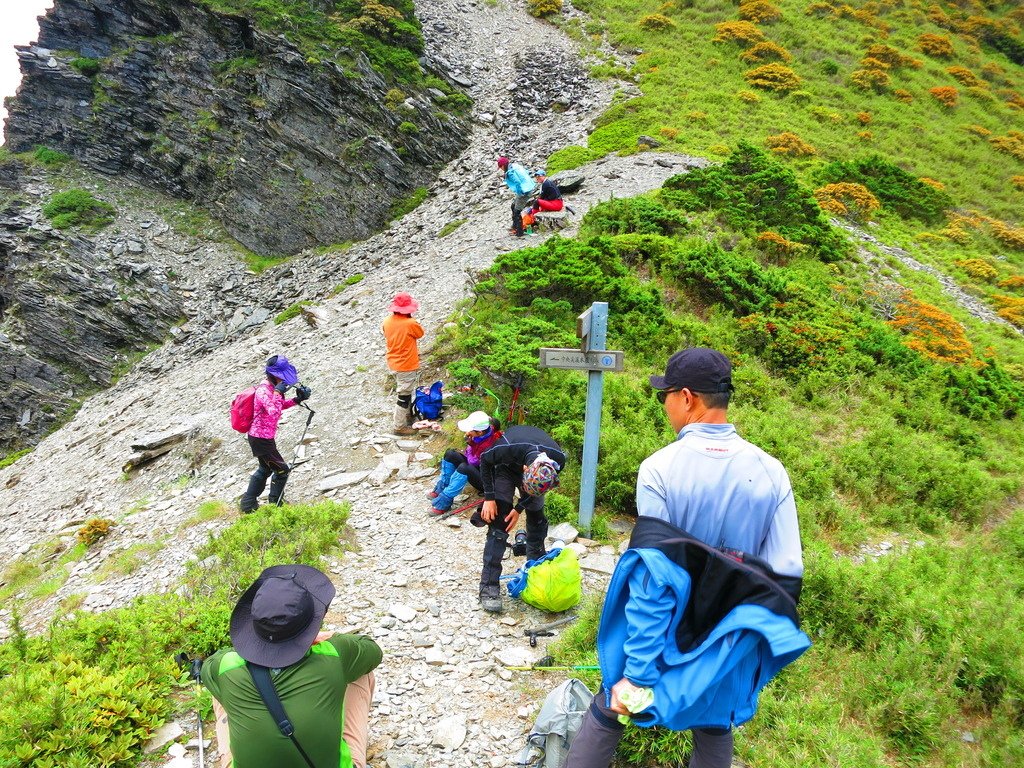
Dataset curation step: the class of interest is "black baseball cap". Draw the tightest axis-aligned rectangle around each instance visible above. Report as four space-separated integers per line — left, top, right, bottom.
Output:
649 348 733 393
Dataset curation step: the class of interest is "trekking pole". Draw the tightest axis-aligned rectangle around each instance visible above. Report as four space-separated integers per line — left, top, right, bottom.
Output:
175 653 206 768
434 499 482 521
288 403 317 466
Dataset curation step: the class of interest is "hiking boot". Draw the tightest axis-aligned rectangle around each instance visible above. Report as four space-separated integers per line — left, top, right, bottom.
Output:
392 426 417 436
429 507 448 516
427 490 439 500
479 585 503 613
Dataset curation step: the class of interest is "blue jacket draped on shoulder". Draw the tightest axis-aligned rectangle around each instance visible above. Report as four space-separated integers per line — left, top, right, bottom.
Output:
597 516 810 731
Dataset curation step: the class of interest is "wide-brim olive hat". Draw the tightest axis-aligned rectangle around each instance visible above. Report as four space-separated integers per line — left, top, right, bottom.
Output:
230 564 336 668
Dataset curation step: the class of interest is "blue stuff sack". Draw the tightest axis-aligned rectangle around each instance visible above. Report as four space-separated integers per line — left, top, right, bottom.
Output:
413 380 444 420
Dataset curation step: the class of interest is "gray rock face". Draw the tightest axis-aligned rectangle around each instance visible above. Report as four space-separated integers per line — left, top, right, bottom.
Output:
4 0 470 256
0 182 181 453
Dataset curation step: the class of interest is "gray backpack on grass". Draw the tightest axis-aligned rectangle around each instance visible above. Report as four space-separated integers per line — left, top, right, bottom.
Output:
515 679 594 768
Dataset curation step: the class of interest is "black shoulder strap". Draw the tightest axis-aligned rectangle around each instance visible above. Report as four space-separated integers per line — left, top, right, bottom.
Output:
246 663 318 768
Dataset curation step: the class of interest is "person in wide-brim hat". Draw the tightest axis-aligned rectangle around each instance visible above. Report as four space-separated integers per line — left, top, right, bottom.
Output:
229 564 336 667
382 293 426 435
202 564 383 768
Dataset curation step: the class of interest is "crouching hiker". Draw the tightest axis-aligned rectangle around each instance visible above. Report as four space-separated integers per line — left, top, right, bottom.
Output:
471 425 565 612
201 564 382 768
428 411 503 515
240 355 311 514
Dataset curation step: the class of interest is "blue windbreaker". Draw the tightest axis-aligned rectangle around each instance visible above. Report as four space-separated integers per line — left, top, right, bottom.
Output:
504 163 536 196
597 518 810 731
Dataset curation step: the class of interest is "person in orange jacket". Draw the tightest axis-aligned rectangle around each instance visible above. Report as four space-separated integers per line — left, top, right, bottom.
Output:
382 292 425 435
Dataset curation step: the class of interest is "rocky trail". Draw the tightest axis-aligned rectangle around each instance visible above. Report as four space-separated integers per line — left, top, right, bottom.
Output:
0 1 710 766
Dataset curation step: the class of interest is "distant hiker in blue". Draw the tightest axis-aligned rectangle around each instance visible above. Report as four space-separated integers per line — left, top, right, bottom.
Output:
497 156 536 238
565 348 810 768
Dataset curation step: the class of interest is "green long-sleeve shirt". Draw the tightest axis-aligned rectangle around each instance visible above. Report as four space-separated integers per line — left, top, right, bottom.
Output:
201 634 382 768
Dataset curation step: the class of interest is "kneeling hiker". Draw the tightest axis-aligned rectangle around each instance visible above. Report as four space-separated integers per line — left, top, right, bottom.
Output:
428 411 503 515
473 425 565 612
201 564 382 768
240 355 311 513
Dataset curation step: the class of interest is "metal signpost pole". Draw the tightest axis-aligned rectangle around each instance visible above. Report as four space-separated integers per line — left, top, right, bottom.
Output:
578 302 608 535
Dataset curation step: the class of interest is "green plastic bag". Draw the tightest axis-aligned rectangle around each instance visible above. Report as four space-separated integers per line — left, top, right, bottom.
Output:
513 547 583 613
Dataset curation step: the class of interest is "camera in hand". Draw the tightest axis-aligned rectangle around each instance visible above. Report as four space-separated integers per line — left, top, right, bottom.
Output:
511 530 528 557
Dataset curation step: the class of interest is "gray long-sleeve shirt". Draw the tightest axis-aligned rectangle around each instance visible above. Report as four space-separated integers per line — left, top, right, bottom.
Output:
636 422 803 577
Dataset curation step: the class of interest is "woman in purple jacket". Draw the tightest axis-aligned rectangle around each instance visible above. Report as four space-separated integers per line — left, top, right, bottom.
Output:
239 355 311 513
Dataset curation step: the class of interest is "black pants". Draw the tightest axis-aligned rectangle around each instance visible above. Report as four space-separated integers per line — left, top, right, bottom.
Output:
240 436 290 513
444 449 483 492
478 463 548 591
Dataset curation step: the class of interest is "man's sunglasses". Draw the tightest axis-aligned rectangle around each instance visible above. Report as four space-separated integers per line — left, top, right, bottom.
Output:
655 389 680 404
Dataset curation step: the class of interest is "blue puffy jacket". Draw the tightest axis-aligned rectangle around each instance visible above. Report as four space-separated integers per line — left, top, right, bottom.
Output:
597 516 810 731
504 163 536 196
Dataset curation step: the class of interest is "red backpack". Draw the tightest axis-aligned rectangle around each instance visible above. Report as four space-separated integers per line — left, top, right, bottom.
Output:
230 386 258 433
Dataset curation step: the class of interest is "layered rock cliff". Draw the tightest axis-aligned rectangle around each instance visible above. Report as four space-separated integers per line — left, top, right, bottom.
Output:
4 0 470 255
0 161 184 453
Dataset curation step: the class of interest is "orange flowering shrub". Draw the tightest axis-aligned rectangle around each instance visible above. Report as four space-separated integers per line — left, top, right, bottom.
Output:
856 111 872 124
687 111 708 122
805 2 834 17
939 226 971 244
990 131 1024 161
764 131 817 156
850 68 890 92
918 177 945 190
713 21 766 47
994 295 1024 328
981 62 1006 82
736 89 762 103
1004 92 1024 111
929 86 959 107
1012 175 1024 191
860 57 891 71
990 220 1024 251
891 88 912 103
997 275 1024 291
863 44 921 70
814 182 881 221
740 41 792 63
965 124 991 137
743 63 802 92
659 126 679 140
857 130 873 141
947 66 983 88
889 291 973 364
739 1 781 23
756 231 807 262
954 259 998 282
917 33 954 58
639 13 675 31
526 0 562 16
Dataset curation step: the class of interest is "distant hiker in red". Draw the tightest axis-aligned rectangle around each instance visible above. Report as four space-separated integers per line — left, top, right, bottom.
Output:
528 169 564 214
239 355 311 513
382 292 425 436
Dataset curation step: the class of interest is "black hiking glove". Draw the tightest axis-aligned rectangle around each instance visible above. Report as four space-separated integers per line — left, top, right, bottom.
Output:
294 385 312 404
274 380 289 395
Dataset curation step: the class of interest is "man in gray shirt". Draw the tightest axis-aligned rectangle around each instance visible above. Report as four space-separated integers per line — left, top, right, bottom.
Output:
565 347 803 768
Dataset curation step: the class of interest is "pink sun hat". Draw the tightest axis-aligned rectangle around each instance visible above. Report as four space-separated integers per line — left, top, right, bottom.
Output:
389 292 419 314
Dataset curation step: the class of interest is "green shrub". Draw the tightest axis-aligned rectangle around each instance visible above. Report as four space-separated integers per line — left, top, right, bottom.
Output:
42 189 116 230
274 300 314 324
32 146 71 166
0 448 31 470
389 186 428 219
546 145 600 173
671 241 788 315
662 142 849 262
69 57 101 77
580 196 688 237
816 156 953 224
0 499 351 766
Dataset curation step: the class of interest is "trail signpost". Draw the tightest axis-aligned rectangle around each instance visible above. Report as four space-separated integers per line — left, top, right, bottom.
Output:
538 302 624 534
